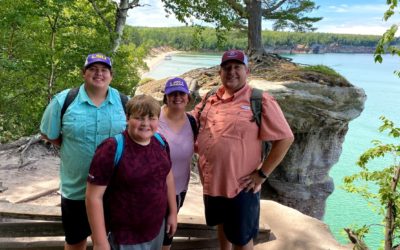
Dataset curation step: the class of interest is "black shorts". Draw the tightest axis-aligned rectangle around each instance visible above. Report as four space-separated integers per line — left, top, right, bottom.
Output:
61 196 91 245
204 190 260 246
163 191 187 246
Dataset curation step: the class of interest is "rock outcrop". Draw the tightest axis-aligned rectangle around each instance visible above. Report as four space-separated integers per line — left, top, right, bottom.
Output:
136 56 367 219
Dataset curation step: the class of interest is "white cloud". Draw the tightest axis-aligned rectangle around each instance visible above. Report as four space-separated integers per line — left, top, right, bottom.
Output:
318 24 392 36
328 4 349 13
327 4 386 14
127 0 184 27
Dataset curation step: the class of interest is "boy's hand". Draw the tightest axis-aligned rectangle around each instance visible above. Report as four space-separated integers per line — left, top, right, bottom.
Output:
166 213 178 237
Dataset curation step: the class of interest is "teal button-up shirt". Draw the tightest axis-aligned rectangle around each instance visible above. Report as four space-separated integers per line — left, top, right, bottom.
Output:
40 84 127 200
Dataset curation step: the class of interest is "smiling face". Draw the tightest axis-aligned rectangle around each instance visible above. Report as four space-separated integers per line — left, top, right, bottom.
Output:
127 114 159 145
165 91 189 111
82 63 113 90
125 95 161 145
219 61 249 94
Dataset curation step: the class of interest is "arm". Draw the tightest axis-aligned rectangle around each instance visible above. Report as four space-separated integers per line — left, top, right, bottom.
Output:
165 170 177 238
85 183 109 250
40 93 64 147
240 136 294 192
40 133 62 147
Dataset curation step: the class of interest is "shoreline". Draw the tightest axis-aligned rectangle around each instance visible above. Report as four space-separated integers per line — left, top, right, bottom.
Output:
140 49 181 79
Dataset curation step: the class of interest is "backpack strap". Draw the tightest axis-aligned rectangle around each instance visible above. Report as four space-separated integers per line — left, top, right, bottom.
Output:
61 88 128 124
119 92 128 114
113 132 166 167
154 132 166 148
197 86 218 130
250 88 272 161
250 88 263 126
113 133 125 168
60 87 79 122
186 113 198 140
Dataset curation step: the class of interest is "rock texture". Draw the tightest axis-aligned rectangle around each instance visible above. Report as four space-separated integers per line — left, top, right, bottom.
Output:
136 57 366 220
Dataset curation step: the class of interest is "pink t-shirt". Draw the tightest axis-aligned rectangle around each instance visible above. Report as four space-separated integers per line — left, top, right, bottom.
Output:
158 108 194 194
193 84 293 198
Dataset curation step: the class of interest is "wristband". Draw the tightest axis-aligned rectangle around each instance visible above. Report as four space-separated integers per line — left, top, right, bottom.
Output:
257 169 268 179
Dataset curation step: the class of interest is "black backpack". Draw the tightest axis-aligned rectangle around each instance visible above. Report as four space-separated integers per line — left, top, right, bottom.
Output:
197 87 271 161
60 87 128 122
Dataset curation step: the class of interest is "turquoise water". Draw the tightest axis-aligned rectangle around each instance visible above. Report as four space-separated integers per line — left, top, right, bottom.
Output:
146 52 400 249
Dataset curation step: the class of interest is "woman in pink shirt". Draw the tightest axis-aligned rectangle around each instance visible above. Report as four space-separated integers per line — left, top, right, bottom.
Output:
158 77 197 250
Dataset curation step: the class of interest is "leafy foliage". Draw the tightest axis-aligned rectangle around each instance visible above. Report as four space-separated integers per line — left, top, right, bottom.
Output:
343 117 400 249
374 1 400 66
0 0 145 143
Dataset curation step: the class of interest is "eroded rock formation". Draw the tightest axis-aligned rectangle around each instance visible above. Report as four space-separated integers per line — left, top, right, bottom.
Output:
136 57 366 219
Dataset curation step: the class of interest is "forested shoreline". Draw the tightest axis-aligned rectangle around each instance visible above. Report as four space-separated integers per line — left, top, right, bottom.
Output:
127 26 398 53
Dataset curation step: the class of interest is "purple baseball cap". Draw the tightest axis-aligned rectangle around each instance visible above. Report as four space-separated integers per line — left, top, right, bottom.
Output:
164 77 190 95
220 49 248 66
84 53 112 68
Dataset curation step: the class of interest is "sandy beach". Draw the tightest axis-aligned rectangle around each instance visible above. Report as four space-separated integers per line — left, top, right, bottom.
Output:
140 47 180 79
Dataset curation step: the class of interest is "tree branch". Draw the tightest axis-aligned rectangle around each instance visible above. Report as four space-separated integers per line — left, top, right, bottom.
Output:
262 0 287 16
226 0 247 18
88 0 113 34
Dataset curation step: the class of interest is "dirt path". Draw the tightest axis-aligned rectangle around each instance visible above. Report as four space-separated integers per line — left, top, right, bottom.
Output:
0 141 60 206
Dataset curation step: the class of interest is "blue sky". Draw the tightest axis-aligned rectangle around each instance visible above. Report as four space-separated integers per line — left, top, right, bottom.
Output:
127 0 398 36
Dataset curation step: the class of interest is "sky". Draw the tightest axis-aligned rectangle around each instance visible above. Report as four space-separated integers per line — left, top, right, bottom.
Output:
126 0 399 36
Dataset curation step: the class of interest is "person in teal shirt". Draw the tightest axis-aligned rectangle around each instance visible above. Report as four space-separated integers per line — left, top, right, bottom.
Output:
40 53 126 250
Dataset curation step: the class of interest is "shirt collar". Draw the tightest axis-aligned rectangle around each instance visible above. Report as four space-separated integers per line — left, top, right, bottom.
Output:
216 84 249 101
77 84 113 105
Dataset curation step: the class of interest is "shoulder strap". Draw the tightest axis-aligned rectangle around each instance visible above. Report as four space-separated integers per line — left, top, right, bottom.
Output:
250 88 271 161
60 87 79 122
186 113 198 140
113 132 166 168
113 133 125 168
250 88 263 126
197 86 218 129
154 132 166 148
119 92 128 114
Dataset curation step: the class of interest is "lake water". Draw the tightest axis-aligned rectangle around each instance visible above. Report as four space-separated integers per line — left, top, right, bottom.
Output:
145 52 400 249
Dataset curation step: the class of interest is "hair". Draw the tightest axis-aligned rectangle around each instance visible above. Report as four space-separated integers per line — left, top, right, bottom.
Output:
126 94 161 118
162 93 192 105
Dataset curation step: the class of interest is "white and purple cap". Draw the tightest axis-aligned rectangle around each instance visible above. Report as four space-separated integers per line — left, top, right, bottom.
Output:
84 53 112 69
164 77 190 95
220 49 248 66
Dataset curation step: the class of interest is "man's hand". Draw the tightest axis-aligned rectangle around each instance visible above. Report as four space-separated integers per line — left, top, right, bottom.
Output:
239 170 266 193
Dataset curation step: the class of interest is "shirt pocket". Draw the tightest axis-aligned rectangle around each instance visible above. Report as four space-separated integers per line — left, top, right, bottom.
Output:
233 110 257 138
62 113 86 140
211 110 252 140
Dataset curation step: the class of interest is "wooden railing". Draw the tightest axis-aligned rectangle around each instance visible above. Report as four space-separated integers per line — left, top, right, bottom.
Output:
0 202 270 250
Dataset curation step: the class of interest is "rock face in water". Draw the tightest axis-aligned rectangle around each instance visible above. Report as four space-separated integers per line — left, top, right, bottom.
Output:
136 62 366 219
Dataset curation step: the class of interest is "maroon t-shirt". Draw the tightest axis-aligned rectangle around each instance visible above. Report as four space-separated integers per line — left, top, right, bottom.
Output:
88 131 171 244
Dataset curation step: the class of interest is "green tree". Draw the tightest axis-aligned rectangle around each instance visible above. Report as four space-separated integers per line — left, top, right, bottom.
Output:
0 0 146 142
161 0 322 55
343 117 400 249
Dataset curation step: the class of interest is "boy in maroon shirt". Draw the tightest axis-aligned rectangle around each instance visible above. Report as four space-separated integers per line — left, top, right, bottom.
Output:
86 95 177 250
